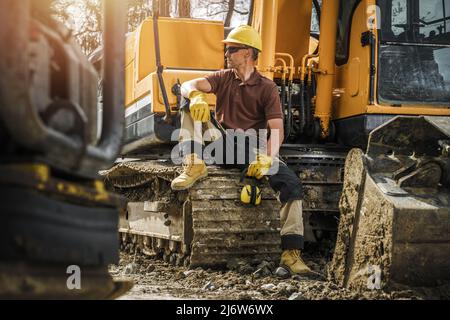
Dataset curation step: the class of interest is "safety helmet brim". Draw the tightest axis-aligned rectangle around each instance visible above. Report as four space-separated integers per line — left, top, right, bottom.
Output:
222 25 263 52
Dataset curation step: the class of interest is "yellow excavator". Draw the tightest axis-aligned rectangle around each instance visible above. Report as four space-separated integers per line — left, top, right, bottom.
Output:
105 0 450 291
0 0 129 298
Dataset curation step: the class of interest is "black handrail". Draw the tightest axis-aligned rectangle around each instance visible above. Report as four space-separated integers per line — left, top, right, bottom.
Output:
153 0 173 124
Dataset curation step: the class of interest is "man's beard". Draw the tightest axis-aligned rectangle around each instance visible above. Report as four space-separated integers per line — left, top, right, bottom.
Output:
227 60 236 69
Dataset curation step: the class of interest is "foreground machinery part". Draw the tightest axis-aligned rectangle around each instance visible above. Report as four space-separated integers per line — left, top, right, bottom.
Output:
0 164 132 299
329 116 450 290
104 145 346 268
0 264 130 300
0 0 125 178
0 0 130 298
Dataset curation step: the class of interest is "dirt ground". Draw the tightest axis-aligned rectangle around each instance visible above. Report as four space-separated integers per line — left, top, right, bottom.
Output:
109 244 450 300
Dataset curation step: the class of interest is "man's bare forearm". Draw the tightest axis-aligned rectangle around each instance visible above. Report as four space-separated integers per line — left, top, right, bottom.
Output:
267 118 284 158
267 133 283 158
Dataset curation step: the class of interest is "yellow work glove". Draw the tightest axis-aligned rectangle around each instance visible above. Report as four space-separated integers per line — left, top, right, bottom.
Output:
189 90 210 123
247 154 273 180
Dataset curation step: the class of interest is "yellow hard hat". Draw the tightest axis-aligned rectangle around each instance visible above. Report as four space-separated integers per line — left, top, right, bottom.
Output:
223 25 262 52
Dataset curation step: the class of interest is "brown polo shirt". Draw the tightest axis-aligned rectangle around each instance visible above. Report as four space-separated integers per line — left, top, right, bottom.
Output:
205 69 283 131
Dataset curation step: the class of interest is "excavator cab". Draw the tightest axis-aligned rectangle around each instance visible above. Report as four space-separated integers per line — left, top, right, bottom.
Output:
331 0 450 148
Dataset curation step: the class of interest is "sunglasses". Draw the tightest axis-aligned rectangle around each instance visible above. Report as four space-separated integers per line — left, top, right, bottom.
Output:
225 46 249 54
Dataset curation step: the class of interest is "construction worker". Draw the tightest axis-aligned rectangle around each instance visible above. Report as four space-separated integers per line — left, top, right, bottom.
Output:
171 25 313 277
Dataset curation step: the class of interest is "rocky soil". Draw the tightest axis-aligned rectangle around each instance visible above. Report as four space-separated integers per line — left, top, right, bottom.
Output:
109 243 449 300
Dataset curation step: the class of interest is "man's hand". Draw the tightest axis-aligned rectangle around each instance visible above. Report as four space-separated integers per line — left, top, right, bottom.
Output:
247 154 273 180
189 91 210 123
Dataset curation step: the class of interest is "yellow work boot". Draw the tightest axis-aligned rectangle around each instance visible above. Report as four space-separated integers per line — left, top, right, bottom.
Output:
171 154 208 191
279 249 313 276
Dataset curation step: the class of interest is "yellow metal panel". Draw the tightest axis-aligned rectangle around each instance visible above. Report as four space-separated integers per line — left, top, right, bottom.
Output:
125 17 224 109
125 31 137 106
309 37 319 54
254 0 279 79
315 0 340 138
136 22 152 81
125 31 136 66
275 0 312 70
125 64 135 106
334 0 372 120
134 73 152 103
252 0 312 79
136 18 224 82
251 0 264 37
151 70 217 114
348 58 360 97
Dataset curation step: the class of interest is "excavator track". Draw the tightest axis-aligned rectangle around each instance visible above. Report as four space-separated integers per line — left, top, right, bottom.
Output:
104 145 347 269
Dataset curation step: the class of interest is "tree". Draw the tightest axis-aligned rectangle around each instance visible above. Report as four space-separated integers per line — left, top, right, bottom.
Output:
192 0 251 27
128 0 151 32
177 0 191 18
158 0 171 17
193 0 250 27
224 0 235 27
52 0 102 55
53 0 193 54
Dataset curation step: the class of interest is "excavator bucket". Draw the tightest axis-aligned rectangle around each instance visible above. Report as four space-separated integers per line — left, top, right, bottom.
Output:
330 116 450 290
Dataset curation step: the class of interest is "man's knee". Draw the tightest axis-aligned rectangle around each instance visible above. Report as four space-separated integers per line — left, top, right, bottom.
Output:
269 163 303 203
